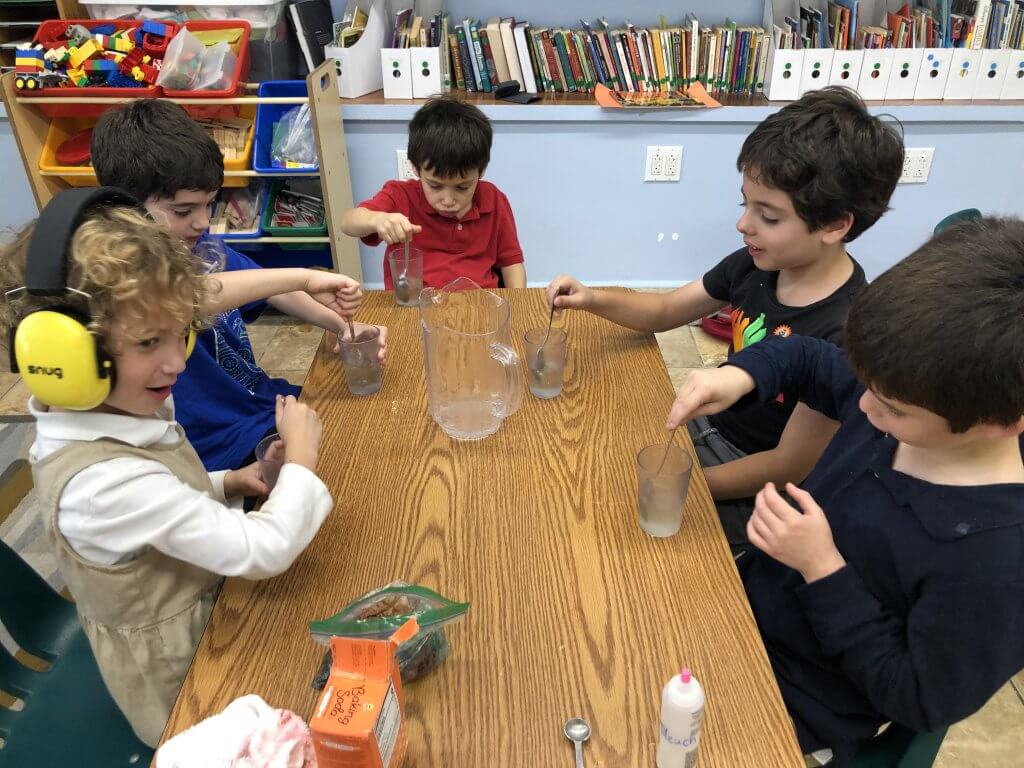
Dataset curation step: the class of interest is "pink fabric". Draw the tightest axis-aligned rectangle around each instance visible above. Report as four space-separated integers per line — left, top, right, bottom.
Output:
156 695 316 768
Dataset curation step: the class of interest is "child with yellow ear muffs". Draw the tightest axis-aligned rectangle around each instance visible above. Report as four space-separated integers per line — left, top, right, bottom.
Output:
0 187 361 747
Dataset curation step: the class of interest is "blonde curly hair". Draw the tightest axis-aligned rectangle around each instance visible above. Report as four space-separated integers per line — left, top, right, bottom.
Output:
0 206 215 351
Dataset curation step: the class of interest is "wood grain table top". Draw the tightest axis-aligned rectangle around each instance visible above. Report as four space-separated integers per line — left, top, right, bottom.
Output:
161 289 803 767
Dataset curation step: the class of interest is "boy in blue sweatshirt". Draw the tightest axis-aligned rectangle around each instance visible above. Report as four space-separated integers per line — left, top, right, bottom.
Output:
667 216 1024 765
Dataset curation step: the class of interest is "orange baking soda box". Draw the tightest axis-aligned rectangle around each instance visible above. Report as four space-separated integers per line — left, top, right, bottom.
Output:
311 617 419 768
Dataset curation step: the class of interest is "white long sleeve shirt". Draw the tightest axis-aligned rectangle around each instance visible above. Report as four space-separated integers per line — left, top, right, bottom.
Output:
29 397 333 580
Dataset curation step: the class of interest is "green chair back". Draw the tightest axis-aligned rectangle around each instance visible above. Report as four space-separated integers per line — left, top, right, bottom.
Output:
0 540 153 766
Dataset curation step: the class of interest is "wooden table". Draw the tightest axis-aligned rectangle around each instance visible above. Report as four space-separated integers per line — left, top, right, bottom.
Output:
161 289 803 767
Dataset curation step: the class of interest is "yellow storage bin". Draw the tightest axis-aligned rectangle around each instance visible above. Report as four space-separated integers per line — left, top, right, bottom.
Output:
39 118 98 188
38 107 256 190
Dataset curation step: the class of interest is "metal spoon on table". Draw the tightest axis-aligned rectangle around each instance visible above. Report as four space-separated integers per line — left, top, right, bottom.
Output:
532 287 567 378
563 718 591 768
394 239 411 304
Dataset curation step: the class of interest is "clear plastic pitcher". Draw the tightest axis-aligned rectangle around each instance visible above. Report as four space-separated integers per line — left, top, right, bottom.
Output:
419 278 524 440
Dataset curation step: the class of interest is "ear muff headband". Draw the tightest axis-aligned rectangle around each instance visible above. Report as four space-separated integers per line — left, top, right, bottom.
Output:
13 187 142 409
25 187 141 296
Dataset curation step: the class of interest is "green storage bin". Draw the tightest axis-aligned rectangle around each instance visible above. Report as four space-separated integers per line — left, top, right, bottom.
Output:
261 181 327 249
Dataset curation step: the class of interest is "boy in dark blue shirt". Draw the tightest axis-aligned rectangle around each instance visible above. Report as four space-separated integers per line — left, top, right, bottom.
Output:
668 217 1024 765
91 100 387 471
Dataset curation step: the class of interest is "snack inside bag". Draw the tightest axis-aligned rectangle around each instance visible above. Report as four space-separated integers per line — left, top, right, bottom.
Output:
310 582 469 686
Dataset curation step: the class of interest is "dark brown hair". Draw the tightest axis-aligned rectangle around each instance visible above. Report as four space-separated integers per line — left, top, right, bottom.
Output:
845 216 1024 431
737 87 904 241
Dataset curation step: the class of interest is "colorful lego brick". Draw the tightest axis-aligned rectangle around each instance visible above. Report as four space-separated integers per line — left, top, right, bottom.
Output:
83 59 117 73
130 62 159 84
90 23 117 35
140 20 171 37
107 71 143 88
66 67 90 87
65 24 92 47
68 40 99 69
15 48 45 68
44 46 70 65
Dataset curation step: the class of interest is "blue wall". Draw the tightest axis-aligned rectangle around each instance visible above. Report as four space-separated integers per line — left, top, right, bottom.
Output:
4 102 1024 287
340 101 1024 287
0 117 42 238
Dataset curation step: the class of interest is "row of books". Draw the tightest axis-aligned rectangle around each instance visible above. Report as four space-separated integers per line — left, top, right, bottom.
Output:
776 0 1024 51
438 17 772 96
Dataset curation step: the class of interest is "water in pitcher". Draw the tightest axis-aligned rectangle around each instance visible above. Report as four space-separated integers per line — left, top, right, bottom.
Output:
432 395 506 440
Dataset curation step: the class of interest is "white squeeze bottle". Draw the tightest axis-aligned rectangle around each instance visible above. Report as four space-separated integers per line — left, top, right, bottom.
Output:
656 667 704 768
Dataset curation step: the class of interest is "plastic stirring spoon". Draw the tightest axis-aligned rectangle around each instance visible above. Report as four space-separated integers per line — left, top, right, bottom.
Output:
642 426 680 501
563 718 591 768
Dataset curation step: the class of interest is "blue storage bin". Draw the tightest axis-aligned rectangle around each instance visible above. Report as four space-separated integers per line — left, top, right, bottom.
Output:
253 80 318 173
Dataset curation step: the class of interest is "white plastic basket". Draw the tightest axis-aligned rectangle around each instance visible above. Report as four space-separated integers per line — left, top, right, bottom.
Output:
80 0 286 31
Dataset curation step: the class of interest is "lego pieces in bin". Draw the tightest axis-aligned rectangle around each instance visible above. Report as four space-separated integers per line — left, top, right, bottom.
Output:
14 48 44 90
271 182 325 230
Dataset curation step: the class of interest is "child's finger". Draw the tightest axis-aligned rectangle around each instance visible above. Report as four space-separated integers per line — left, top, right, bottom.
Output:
785 483 822 516
763 482 801 522
747 518 770 554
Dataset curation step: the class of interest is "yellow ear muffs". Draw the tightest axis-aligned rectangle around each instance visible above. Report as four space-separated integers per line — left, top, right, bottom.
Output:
13 309 113 410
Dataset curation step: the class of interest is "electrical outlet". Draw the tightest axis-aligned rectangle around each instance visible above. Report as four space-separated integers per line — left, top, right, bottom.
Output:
645 145 683 182
899 148 934 184
396 149 418 180
663 146 683 181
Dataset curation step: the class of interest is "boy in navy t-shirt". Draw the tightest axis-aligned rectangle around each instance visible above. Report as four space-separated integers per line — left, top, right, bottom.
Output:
92 99 387 470
667 217 1024 765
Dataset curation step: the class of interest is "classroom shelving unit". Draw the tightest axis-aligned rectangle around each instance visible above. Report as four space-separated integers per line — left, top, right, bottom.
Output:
0 58 362 278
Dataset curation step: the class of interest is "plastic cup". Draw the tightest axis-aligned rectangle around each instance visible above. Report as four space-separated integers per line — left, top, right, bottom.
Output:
387 245 424 307
523 327 567 399
337 325 383 396
255 432 285 492
636 444 693 538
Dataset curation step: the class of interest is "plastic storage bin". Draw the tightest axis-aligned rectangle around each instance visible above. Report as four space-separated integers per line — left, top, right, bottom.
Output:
208 182 264 239
252 80 317 173
80 0 287 33
30 19 157 117
160 20 251 117
261 180 327 249
213 104 257 188
39 118 98 187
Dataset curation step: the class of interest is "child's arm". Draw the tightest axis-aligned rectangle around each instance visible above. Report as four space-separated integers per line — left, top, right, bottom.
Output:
753 483 1023 733
58 397 331 580
546 275 725 333
704 403 840 500
500 263 526 288
209 268 362 319
667 335 860 429
341 207 422 244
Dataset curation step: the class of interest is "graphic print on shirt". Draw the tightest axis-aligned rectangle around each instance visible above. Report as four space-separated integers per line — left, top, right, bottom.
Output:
731 308 767 352
214 312 262 394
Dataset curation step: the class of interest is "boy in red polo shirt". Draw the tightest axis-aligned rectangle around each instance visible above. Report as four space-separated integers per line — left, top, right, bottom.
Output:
341 97 526 289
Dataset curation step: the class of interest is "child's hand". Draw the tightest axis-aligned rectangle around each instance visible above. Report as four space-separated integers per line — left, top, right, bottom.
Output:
747 482 846 582
333 323 389 365
546 275 593 311
375 213 422 245
304 271 363 319
275 395 321 473
224 461 270 499
666 366 756 429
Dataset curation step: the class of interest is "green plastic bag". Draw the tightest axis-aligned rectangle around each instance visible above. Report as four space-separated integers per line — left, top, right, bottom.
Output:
310 582 469 687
